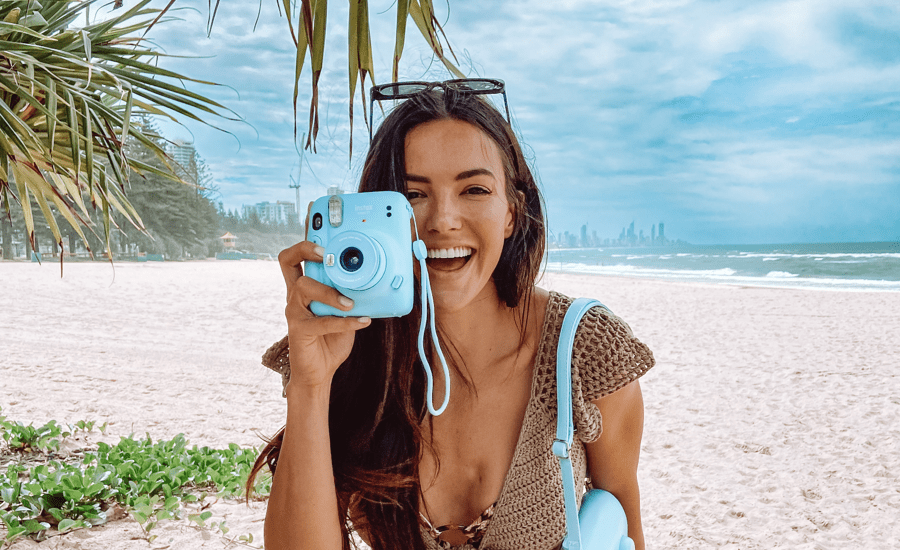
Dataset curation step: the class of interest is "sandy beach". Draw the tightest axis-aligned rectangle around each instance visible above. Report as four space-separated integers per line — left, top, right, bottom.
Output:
1 260 898 549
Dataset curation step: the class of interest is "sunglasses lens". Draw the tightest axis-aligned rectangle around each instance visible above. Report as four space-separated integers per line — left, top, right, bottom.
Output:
448 79 501 92
377 83 429 98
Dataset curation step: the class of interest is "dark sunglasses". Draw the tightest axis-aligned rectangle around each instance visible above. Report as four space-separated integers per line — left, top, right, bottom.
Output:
368 78 510 141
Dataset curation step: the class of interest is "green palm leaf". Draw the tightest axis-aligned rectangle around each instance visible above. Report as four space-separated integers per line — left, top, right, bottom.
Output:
0 0 231 263
219 0 462 153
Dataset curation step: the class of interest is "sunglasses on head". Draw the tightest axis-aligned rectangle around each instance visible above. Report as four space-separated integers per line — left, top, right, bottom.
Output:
368 78 510 141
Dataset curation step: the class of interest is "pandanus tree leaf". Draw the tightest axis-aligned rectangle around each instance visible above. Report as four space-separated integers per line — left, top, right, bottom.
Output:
0 0 232 267
210 0 462 154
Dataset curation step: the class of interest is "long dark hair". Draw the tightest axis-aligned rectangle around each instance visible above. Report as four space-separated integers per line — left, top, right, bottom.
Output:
246 88 546 549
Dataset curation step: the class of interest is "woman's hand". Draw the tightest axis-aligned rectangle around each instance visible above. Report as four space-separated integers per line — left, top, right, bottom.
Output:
278 240 371 392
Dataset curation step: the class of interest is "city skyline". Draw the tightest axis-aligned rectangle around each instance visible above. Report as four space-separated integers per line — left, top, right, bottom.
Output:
552 220 678 249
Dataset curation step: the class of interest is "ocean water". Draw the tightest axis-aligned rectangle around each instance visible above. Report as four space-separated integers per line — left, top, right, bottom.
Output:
545 242 900 292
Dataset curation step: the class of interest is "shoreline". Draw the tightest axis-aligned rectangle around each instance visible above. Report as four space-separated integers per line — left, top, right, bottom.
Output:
542 265 900 293
2 262 898 548
6 253 897 293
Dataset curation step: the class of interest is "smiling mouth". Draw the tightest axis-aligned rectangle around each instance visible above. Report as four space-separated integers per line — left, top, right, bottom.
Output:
426 247 473 272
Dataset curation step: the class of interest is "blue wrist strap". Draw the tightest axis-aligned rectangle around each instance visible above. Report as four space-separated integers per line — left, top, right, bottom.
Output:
411 221 450 416
553 298 606 550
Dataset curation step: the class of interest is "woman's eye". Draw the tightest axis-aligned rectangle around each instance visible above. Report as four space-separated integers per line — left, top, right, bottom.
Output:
406 190 424 200
466 187 491 195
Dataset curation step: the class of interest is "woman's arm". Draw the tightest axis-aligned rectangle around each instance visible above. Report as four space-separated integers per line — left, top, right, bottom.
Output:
265 383 343 549
264 240 371 550
583 380 645 550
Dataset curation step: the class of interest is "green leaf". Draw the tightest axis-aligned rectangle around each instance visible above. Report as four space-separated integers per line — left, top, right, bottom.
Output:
393 0 410 82
6 523 27 540
84 482 104 497
22 519 49 533
57 518 78 533
2 486 20 503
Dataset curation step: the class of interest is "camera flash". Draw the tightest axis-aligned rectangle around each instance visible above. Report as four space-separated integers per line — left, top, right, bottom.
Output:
328 195 343 227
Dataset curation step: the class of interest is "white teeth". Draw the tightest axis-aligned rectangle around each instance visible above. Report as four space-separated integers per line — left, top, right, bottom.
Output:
427 247 473 259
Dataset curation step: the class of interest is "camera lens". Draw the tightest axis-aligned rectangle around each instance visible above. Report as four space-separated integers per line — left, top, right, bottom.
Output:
312 213 323 230
340 247 363 272
323 231 385 291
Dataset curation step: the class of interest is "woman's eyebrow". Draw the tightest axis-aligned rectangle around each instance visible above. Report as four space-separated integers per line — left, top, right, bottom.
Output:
456 168 495 181
404 168 495 183
404 173 430 183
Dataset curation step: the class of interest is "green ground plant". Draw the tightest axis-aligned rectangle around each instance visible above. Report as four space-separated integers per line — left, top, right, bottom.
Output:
0 410 270 546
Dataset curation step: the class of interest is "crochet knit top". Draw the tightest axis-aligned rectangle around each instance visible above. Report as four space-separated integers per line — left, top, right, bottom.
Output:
261 291 655 550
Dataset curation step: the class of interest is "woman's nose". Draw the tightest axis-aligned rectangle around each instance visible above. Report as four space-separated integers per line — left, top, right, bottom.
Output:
425 196 462 233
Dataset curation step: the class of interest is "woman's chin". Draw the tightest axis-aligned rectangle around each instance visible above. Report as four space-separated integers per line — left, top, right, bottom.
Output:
429 280 501 315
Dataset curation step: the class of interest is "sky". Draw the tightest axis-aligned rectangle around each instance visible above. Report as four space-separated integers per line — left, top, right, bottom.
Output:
110 0 900 245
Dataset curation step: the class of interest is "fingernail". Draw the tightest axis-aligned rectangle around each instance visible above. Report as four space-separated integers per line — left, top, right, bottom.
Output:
313 245 324 257
339 296 353 308
358 316 371 324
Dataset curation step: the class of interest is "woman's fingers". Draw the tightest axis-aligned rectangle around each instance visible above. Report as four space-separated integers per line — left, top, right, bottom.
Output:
288 312 371 338
279 240 324 289
287 276 356 313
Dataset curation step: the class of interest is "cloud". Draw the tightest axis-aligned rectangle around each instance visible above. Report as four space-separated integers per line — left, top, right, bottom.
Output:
130 0 900 244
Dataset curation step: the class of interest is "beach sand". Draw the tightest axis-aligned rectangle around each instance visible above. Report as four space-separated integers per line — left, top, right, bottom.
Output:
1 260 898 549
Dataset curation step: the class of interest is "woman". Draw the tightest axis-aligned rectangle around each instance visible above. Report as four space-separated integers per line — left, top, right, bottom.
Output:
248 82 655 550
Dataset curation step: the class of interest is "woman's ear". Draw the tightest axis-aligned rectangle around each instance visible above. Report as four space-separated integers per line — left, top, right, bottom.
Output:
505 189 524 239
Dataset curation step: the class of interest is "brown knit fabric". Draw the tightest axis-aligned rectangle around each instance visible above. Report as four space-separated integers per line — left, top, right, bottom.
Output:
261 335 291 396
260 291 655 550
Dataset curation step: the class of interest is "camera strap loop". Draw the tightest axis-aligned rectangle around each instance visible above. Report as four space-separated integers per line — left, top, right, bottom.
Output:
412 222 451 416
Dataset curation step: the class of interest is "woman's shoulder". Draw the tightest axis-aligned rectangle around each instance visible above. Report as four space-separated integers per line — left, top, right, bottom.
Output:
542 289 655 400
530 290 653 444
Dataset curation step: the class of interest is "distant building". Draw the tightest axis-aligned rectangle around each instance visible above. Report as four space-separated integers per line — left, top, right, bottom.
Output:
242 201 298 225
651 224 657 244
219 232 237 249
659 222 666 243
167 139 197 184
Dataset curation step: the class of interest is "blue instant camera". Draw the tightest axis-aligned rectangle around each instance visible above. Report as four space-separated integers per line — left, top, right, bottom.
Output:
305 191 416 318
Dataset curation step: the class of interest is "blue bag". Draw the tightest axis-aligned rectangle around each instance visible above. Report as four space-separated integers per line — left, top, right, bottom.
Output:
552 298 635 550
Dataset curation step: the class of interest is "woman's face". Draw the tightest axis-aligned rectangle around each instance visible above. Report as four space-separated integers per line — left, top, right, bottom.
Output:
404 118 514 312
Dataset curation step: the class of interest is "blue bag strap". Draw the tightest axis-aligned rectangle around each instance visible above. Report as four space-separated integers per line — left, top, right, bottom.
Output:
553 298 607 550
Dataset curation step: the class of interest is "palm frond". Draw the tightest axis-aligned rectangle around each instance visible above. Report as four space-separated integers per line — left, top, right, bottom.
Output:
229 0 462 153
0 0 230 260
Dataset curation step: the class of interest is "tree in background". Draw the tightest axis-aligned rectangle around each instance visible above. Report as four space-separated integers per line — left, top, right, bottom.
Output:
0 0 230 264
2 0 467 262
117 116 222 258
